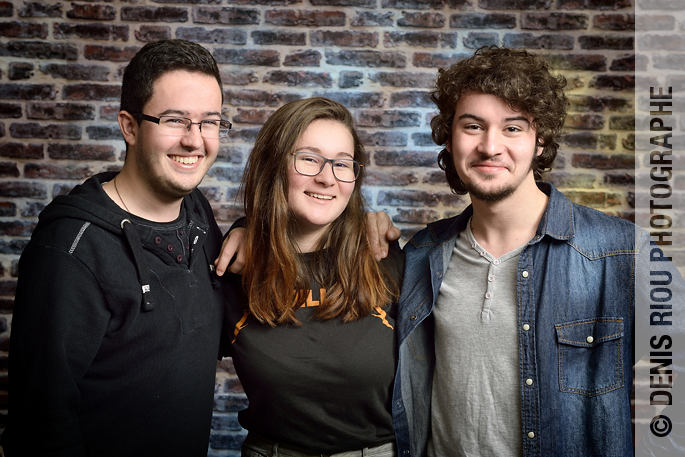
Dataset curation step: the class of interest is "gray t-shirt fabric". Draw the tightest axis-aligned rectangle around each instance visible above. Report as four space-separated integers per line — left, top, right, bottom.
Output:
428 219 525 457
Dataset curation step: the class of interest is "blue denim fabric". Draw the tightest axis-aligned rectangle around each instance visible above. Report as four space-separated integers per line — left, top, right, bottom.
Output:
391 182 673 457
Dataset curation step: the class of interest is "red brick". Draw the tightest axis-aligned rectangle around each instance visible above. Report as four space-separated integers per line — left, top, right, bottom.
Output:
28 103 95 121
369 71 435 88
579 35 633 50
545 171 596 188
99 105 120 121
263 70 332 88
593 13 634 30
590 75 634 91
0 41 78 60
177 27 247 45
48 144 116 161
378 189 440 207
351 12 393 26
603 172 634 186
120 6 188 22
504 33 574 49
253 31 306 46
0 21 48 39
62 84 121 101
134 25 171 43
480 0 551 8
385 31 457 49
284 50 322 67
0 202 16 218
193 7 260 25
8 62 33 80
18 2 61 17
325 50 406 68
357 131 407 147
311 30 378 47
422 170 447 185
0 2 11 17
558 0 631 9
10 123 81 140
450 13 516 29
216 147 246 164
562 133 617 150
545 54 606 71
571 153 633 169
24 163 92 180
392 208 441 224
0 221 35 236
382 0 448 8
225 89 282 107
398 12 446 28
0 162 19 178
412 132 435 147
0 104 22 119
67 4 116 21
609 54 634 71
206 166 244 182
608 115 634 130
232 109 275 124
565 114 605 130
311 0 375 5
214 49 280 67
225 0 302 4
265 9 346 26
413 52 467 68
563 191 622 208
316 92 384 108
522 13 589 30
0 182 47 199
464 32 499 49
374 150 438 167
364 170 418 186
40 63 110 81
54 23 129 41
0 143 43 159
86 125 122 140
84 45 141 62
356 110 421 128
567 94 632 112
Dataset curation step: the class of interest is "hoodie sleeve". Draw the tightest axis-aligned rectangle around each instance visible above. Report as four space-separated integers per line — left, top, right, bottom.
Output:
3 244 110 456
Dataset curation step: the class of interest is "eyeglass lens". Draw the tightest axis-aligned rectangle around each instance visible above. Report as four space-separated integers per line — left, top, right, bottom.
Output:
294 152 359 182
158 116 230 139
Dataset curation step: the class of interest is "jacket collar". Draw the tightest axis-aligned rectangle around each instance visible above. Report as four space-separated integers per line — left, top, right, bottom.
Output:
424 182 575 247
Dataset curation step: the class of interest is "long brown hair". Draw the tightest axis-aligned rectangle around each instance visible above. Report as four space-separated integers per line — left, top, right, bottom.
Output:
241 97 396 326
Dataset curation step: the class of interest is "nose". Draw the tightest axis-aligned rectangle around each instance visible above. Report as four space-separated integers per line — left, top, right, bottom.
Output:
180 122 204 149
314 161 336 186
478 129 503 157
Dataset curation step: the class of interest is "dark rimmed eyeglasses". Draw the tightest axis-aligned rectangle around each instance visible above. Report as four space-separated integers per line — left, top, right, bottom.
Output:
134 113 232 140
292 152 363 183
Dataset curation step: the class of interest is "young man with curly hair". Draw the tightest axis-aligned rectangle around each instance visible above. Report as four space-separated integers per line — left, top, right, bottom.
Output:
365 46 685 456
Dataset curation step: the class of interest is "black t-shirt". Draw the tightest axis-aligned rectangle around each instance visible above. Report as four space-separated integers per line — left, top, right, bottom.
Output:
224 245 404 453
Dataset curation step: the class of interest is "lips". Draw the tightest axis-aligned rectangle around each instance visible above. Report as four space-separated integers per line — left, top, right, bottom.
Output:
305 191 334 201
170 155 199 165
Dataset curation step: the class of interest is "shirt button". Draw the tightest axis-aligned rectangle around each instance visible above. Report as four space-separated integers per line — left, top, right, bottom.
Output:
410 315 417 321
154 236 162 245
488 275 494 282
522 270 529 278
523 324 530 331
526 378 533 386
437 272 443 278
528 431 535 439
167 243 174 252
480 251 485 257
587 336 594 344
493 259 500 265
179 229 184 235
176 254 183 262
485 292 491 299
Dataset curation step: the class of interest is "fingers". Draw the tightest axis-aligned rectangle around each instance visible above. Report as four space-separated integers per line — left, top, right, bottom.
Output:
366 211 398 261
214 227 246 276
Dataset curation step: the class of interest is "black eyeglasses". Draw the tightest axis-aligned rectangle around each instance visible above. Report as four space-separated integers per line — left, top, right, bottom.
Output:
134 113 232 140
292 152 363 183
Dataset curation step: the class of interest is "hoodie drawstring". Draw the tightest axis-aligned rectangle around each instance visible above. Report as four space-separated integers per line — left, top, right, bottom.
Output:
120 218 155 311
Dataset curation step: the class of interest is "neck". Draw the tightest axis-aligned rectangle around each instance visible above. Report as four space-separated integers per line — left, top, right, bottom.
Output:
469 178 548 258
103 168 184 223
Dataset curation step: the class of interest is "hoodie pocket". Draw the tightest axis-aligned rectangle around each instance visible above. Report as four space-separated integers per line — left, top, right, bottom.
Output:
555 317 624 397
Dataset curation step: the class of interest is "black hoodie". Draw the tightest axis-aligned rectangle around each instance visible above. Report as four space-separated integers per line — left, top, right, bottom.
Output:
3 172 225 456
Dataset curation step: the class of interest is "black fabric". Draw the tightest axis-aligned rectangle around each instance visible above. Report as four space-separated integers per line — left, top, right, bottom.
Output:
223 244 404 454
3 172 225 457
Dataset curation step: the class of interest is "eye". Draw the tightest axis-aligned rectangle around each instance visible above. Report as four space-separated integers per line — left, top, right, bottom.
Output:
505 126 523 133
201 119 221 127
163 117 187 125
334 160 353 169
464 124 482 130
297 153 321 164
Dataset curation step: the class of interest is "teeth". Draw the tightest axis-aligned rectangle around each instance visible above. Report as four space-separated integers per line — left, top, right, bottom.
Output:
305 192 333 200
171 155 198 165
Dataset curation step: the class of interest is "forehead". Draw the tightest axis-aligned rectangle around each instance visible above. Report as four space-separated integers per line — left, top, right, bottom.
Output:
455 92 533 122
146 70 222 113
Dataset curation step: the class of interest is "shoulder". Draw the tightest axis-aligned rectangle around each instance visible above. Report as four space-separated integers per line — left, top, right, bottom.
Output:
569 202 638 255
406 207 471 251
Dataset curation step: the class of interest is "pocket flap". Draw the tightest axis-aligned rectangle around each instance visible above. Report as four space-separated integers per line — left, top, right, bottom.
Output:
555 317 623 348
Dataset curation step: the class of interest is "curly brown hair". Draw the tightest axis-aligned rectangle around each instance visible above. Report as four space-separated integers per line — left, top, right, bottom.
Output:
431 46 568 195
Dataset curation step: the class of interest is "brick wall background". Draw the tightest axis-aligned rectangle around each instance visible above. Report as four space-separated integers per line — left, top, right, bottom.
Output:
0 0 636 455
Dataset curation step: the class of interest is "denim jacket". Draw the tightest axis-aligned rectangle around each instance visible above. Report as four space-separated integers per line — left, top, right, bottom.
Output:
391 182 683 457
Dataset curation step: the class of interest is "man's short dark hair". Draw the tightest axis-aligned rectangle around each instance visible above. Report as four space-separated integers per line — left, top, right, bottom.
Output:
431 46 568 195
120 39 223 119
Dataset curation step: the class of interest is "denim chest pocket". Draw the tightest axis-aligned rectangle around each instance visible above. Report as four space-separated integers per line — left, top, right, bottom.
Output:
555 317 624 397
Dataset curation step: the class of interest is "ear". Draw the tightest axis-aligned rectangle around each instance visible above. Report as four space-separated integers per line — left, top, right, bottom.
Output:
445 139 452 154
535 138 544 157
118 111 138 147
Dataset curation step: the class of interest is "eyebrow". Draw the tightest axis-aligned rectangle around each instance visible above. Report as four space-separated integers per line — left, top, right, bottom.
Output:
457 113 531 124
296 147 354 159
159 109 222 118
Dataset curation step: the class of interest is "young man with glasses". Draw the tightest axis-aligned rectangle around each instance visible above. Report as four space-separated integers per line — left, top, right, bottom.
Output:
4 39 230 456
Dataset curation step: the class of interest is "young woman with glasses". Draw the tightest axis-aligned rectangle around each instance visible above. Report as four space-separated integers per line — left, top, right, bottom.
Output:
221 97 403 457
